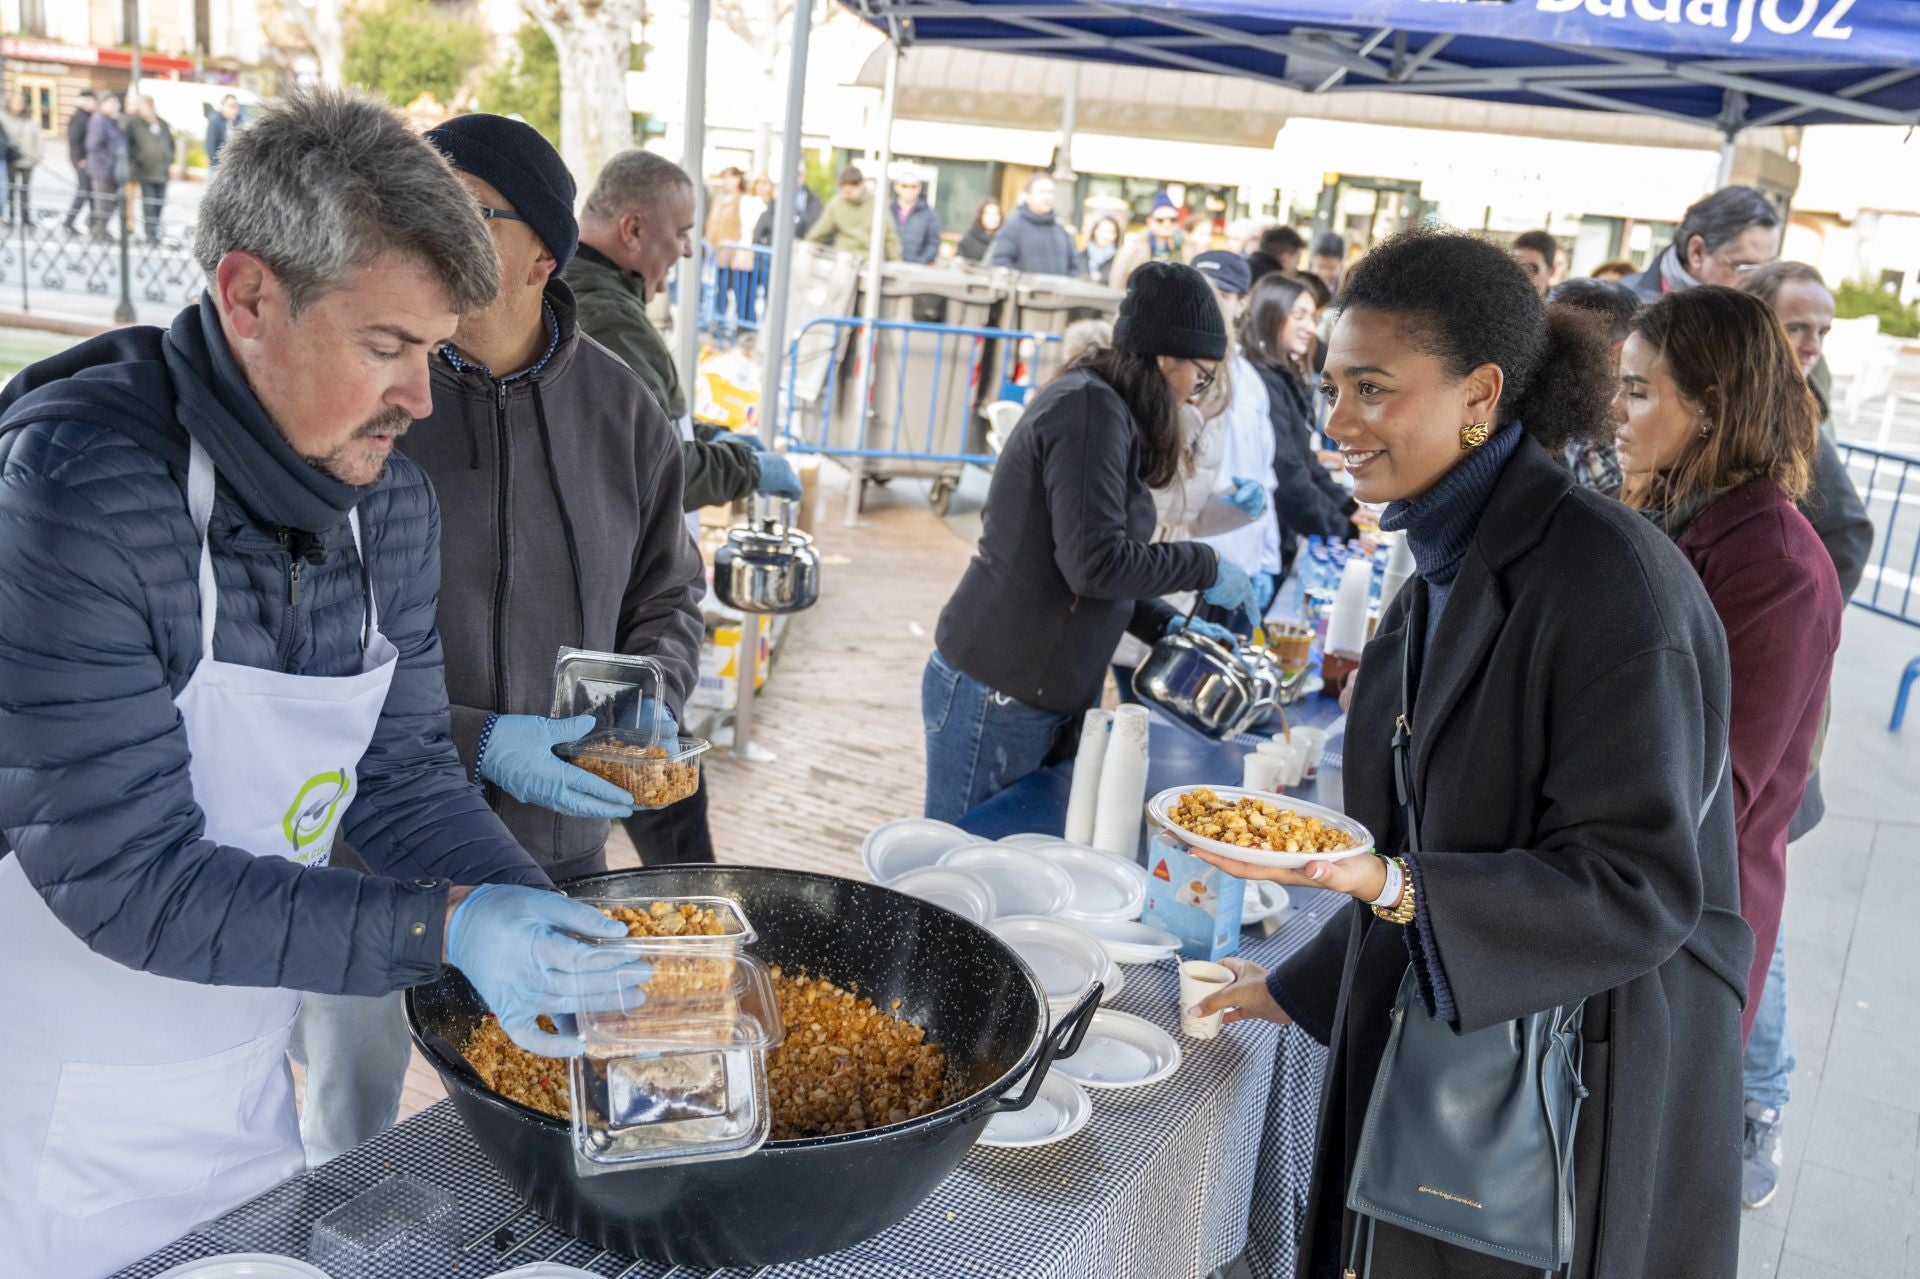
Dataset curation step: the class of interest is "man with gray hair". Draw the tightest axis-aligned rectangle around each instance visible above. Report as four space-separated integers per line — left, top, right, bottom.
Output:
0 89 652 1277
1621 184 1781 302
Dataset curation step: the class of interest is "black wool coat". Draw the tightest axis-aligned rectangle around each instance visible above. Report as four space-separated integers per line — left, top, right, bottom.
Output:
1274 438 1753 1279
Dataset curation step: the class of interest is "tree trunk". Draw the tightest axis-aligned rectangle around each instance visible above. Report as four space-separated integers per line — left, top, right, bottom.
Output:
528 0 642 193
284 0 346 86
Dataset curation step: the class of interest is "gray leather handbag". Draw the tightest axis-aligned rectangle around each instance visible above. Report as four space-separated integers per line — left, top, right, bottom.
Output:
1342 608 1588 1277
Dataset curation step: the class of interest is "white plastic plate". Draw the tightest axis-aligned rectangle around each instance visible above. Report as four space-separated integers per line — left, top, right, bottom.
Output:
1100 963 1126 1003
989 915 1112 1009
492 1266 606 1278
978 1070 1093 1148
1052 1009 1183 1089
157 1258 331 1279
861 817 973 885
886 866 998 924
1030 841 1148 923
1077 917 1182 966
1146 786 1375 869
940 844 1074 917
996 832 1062 848
1242 881 1291 926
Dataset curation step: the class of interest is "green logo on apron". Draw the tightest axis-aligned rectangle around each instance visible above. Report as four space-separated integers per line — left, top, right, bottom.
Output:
284 768 350 858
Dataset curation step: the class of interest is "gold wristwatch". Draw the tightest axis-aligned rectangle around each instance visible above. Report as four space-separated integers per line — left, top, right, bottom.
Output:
1370 856 1417 925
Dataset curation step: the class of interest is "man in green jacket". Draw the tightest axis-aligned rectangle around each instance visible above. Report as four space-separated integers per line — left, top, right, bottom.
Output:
805 165 901 260
563 148 799 510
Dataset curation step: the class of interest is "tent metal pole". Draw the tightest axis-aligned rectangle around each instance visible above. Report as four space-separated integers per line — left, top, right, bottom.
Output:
1054 60 1080 180
676 0 711 409
1715 132 1738 188
735 0 816 763
847 38 900 529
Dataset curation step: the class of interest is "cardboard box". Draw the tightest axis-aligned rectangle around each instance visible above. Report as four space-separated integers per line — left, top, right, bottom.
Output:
1141 834 1245 962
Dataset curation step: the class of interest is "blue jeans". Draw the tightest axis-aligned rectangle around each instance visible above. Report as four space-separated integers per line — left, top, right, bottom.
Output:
287 991 411 1165
922 650 1069 824
1743 934 1794 1110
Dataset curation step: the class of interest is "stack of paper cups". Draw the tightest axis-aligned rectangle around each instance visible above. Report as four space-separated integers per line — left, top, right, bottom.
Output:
1064 709 1113 845
1324 557 1374 658
1091 704 1150 860
1378 535 1416 614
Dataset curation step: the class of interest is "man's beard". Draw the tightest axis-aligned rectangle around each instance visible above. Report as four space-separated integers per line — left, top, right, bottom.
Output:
302 406 412 486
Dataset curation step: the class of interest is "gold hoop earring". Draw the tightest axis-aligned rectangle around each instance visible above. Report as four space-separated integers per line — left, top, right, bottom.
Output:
1460 421 1491 450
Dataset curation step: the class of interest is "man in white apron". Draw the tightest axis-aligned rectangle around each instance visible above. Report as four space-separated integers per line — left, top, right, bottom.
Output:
0 88 653 1279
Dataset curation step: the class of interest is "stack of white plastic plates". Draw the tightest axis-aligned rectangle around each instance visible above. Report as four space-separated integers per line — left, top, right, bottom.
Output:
978 1069 1093 1148
158 1258 331 1279
996 832 1061 848
885 866 998 924
860 817 973 885
1052 1010 1183 1089
1076 918 1182 966
939 844 1074 917
989 915 1114 1015
1029 841 1148 923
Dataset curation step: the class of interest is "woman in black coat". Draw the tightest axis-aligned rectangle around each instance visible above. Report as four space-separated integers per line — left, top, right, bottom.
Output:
955 199 1001 263
926 263 1260 822
1240 272 1359 567
1193 231 1750 1278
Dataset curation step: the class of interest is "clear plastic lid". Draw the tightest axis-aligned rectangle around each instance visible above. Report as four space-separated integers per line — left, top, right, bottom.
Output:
567 942 784 1173
550 647 674 741
574 894 757 947
572 940 784 1054
305 1174 457 1278
550 733 711 809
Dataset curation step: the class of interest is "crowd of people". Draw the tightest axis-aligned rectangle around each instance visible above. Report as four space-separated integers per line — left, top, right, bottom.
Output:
925 182 1871 1275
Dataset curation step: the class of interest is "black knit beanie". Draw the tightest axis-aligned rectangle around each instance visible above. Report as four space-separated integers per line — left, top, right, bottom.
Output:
426 114 579 273
1113 260 1227 360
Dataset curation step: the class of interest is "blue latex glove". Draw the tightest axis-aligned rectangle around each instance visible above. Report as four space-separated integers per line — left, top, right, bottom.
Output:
754 452 803 500
1201 557 1262 635
638 697 680 746
1250 571 1276 613
446 884 651 1056
477 714 636 819
712 429 766 452
1166 614 1237 646
1217 476 1268 519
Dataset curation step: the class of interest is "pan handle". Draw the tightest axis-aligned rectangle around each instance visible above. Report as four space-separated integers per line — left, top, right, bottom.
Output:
996 983 1103 1113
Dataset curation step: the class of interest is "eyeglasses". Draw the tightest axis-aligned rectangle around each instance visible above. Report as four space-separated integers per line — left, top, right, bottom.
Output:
1713 250 1767 275
477 206 527 225
1187 359 1219 398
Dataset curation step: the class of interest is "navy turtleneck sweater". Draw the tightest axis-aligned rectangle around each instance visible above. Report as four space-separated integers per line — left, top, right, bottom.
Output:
1378 422 1524 661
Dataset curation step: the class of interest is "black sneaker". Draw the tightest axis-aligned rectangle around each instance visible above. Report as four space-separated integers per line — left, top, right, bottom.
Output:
1742 1100 1784 1208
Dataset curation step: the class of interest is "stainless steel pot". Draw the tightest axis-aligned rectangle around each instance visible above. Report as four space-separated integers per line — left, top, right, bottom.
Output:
714 494 820 614
1132 619 1278 739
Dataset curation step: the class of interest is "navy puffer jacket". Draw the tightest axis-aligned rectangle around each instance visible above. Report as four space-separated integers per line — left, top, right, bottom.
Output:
0 298 549 996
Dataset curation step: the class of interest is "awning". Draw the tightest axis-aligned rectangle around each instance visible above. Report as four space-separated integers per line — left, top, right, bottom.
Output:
849 0 1920 135
862 116 1061 164
1069 131 1279 186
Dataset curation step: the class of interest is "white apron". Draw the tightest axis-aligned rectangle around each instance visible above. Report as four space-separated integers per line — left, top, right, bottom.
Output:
0 440 399 1279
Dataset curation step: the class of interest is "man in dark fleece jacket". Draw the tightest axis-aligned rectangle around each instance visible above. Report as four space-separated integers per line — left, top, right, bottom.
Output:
988 174 1086 277
0 90 641 1279
284 115 710 1166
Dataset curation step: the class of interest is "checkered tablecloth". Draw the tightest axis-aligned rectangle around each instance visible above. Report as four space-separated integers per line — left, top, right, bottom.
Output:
113 898 1339 1279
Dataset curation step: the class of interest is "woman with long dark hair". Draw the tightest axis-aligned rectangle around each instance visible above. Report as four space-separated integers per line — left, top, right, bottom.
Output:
1615 286 1842 1057
925 262 1261 821
1192 230 1752 1277
1240 271 1358 567
956 199 1002 262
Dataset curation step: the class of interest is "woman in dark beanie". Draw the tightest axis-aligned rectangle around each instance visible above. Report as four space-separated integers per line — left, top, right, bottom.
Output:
1239 271 1358 568
1189 230 1752 1278
925 261 1261 821
1615 287 1842 1051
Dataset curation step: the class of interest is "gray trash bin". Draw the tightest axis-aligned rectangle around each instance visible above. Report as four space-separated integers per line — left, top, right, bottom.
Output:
831 262 1009 500
1008 274 1125 389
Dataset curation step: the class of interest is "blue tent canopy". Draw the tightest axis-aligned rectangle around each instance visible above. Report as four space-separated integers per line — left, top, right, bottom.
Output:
849 0 1920 133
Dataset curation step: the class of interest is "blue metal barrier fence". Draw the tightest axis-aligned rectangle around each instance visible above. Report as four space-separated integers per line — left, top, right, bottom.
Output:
1837 441 1920 729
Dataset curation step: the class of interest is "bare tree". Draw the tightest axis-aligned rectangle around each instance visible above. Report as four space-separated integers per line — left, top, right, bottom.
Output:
712 0 792 173
280 0 347 87
521 0 644 188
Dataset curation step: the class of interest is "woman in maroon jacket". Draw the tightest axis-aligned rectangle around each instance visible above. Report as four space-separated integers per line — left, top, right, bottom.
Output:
1613 286 1844 1040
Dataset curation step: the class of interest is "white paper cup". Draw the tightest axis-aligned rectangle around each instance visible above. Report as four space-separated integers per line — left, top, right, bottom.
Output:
1290 726 1329 777
1179 960 1235 1039
1241 752 1284 793
1264 742 1306 787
